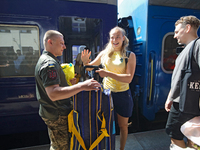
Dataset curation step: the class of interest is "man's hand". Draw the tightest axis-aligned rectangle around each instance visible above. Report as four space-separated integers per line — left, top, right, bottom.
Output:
80 78 101 91
70 77 77 85
165 99 173 112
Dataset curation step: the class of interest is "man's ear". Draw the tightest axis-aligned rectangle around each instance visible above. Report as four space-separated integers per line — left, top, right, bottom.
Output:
47 39 52 45
185 24 191 33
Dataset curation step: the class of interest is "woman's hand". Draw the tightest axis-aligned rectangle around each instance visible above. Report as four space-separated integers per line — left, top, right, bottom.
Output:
81 49 91 65
96 68 108 78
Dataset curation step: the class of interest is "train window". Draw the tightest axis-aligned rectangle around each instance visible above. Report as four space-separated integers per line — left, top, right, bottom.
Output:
162 33 179 73
0 24 40 78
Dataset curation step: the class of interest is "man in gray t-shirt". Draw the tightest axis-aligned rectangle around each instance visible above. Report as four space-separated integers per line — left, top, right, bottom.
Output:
165 16 200 149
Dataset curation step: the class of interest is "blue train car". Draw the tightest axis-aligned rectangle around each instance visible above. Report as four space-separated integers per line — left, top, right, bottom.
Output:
0 0 117 136
118 0 200 121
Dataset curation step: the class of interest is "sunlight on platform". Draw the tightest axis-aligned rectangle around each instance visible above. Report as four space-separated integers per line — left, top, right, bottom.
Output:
13 129 171 150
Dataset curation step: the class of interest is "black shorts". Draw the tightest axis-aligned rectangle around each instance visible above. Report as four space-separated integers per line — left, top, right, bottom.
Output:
165 102 197 140
111 89 133 117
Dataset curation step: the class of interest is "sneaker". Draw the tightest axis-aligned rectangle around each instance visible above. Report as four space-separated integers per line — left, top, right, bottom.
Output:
185 148 196 150
170 144 186 150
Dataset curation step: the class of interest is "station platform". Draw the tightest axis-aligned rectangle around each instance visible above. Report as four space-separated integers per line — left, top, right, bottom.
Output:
12 129 171 150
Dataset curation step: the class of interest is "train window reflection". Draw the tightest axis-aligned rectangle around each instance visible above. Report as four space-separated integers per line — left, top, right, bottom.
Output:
0 25 40 77
162 34 179 72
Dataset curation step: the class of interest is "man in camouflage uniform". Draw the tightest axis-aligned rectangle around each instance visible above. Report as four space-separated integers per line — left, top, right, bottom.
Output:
35 30 101 150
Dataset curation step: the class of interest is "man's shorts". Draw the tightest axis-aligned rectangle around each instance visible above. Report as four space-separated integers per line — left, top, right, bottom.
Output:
165 102 197 140
111 89 133 117
42 115 69 150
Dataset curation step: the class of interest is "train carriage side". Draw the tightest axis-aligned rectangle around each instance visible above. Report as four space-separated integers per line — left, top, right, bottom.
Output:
0 0 117 139
118 0 200 122
145 5 200 121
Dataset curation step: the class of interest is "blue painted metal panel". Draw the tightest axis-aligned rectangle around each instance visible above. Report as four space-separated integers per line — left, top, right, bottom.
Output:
144 5 200 120
118 0 200 120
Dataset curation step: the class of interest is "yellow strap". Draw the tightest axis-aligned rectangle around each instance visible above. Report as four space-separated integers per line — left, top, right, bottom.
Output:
89 91 92 146
70 133 74 150
68 111 74 150
68 110 87 150
68 109 110 150
149 59 153 101
89 113 109 150
68 111 73 132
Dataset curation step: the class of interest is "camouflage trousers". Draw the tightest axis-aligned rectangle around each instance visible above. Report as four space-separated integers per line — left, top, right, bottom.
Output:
42 115 69 150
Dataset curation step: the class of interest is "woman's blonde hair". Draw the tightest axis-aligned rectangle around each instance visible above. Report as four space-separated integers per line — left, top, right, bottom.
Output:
101 26 129 65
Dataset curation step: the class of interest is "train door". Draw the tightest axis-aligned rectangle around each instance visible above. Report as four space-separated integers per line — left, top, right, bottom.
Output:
158 21 180 107
59 16 103 81
59 16 103 63
143 20 180 121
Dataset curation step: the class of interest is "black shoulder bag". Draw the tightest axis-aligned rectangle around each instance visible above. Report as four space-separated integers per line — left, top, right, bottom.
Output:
179 37 200 115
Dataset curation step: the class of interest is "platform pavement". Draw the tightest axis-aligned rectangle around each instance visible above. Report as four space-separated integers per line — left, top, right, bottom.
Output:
13 129 171 150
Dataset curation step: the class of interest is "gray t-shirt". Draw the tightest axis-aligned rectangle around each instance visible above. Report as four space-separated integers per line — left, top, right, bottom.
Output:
169 39 200 102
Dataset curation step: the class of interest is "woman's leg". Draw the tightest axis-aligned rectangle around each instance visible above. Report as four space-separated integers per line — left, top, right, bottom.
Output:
117 113 129 150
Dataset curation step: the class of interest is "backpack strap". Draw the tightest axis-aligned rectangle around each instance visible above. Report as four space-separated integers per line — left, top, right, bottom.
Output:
125 51 131 64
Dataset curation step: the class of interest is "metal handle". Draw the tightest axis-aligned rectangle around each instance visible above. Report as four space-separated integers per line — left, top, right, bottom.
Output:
83 65 103 82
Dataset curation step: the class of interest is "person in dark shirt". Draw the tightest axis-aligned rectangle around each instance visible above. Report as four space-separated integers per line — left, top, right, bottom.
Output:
165 16 200 150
